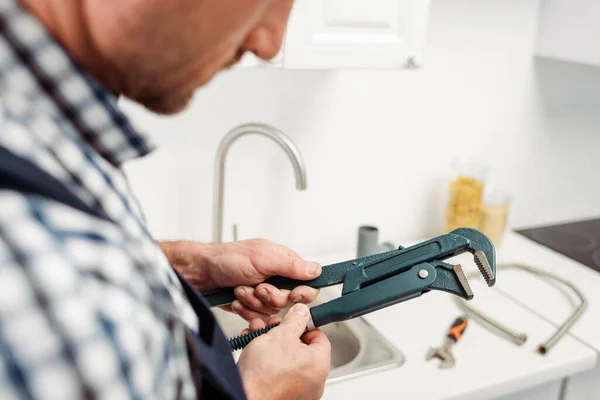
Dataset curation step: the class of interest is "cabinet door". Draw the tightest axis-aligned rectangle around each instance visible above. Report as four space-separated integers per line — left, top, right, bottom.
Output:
493 380 561 400
283 0 430 69
563 369 600 400
535 0 600 66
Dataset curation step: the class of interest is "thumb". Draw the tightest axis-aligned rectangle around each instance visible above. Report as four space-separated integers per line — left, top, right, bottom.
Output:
280 257 322 281
246 240 322 281
278 303 311 338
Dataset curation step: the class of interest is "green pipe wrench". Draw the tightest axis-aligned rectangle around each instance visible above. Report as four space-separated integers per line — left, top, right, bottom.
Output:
201 228 496 350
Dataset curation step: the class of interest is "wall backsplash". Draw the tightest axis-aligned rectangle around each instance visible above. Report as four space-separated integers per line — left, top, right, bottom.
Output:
120 0 600 258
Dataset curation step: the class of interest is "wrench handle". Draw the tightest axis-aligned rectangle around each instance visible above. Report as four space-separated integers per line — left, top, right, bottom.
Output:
447 316 468 343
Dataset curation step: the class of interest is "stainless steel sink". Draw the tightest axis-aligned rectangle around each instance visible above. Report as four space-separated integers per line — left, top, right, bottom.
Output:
212 293 404 383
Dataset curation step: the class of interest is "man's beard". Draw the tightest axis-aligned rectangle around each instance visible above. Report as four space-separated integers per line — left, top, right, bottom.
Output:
133 90 194 115
120 49 247 115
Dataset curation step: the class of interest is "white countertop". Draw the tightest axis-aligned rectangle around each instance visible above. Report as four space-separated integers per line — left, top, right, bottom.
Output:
309 233 600 400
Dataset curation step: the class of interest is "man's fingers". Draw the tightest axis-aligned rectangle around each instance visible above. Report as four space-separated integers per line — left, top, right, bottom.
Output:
288 286 319 305
283 257 322 281
252 283 320 310
248 318 266 332
234 286 281 315
302 330 332 380
302 330 331 357
253 241 321 281
219 305 234 313
245 316 280 335
234 282 319 317
302 329 329 347
231 300 272 323
253 283 294 309
277 303 310 338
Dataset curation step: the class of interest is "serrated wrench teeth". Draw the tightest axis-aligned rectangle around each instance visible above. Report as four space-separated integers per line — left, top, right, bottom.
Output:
453 264 473 300
474 250 495 287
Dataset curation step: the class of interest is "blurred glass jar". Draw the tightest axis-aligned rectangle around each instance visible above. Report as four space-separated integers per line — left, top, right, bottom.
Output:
445 160 488 233
480 188 510 247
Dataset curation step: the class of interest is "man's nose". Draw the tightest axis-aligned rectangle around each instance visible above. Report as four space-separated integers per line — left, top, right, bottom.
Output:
242 26 284 61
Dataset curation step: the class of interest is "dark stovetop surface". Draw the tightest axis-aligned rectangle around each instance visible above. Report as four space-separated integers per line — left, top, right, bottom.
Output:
516 218 600 273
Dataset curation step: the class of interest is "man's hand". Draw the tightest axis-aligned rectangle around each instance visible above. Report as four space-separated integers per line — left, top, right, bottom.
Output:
237 304 331 400
159 239 321 323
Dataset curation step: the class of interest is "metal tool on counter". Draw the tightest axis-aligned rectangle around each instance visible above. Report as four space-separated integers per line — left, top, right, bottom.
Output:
455 263 587 355
426 316 469 369
201 228 497 351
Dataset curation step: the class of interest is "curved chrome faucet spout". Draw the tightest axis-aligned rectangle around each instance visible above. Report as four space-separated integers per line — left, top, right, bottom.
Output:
212 123 307 243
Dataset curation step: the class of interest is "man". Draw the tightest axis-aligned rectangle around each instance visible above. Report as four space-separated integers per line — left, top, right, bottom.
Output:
0 0 331 399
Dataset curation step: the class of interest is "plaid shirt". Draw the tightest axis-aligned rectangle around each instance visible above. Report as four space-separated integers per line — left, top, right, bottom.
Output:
0 1 200 399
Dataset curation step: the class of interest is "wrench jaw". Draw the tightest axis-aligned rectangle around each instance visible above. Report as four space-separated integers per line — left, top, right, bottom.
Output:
474 250 495 287
449 228 497 287
428 261 474 300
453 264 474 300
439 357 455 369
425 347 455 369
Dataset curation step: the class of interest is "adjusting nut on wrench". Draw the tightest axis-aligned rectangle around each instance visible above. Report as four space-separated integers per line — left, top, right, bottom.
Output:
426 316 469 369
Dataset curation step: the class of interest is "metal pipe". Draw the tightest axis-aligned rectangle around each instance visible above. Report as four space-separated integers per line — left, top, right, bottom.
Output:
456 263 587 355
460 299 528 345
501 264 588 355
212 123 307 243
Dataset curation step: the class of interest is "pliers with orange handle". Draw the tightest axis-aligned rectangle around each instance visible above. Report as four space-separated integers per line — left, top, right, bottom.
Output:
426 316 469 369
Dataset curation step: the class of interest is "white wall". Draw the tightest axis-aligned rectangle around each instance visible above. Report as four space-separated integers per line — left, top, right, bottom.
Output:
120 0 600 258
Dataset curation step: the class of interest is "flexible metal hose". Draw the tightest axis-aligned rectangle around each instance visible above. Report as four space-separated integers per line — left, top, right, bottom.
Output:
455 262 587 355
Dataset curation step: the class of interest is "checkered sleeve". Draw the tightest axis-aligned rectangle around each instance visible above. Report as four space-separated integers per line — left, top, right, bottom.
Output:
0 193 194 400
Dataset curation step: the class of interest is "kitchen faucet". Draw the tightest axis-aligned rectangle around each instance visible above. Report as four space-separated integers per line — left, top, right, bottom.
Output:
212 122 307 243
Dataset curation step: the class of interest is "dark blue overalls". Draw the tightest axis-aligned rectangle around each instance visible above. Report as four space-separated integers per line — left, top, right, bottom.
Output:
0 146 246 400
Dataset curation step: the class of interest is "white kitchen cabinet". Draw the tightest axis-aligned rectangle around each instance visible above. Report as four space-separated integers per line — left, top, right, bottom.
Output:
534 0 600 66
283 0 430 69
236 0 431 70
563 368 600 400
494 380 562 400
